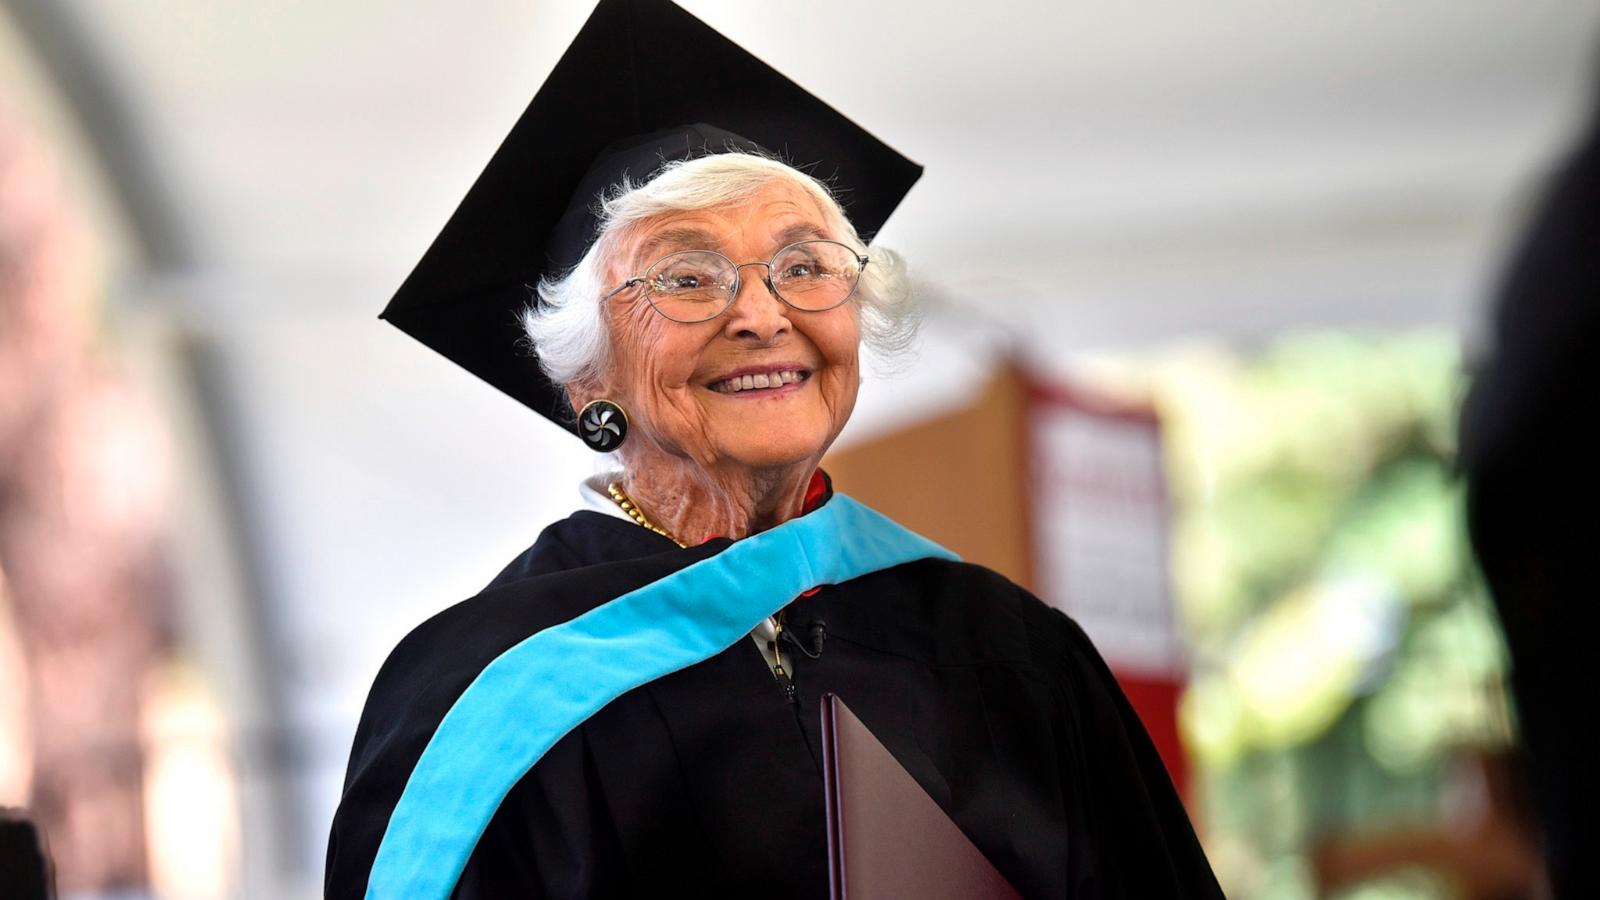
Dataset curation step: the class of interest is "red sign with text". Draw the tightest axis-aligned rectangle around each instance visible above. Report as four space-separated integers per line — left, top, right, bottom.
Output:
1028 379 1188 795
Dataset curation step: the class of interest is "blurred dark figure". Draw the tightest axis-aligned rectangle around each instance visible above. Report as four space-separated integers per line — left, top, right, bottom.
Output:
0 809 55 900
1460 59 1600 899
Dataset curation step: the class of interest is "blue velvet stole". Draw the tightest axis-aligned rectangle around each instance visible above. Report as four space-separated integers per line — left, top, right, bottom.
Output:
365 494 957 899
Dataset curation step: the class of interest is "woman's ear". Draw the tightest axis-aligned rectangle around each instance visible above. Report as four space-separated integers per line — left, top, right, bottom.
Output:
564 381 594 419
565 375 618 417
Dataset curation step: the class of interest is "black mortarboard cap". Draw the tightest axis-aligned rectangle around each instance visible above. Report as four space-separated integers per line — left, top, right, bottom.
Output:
379 0 923 435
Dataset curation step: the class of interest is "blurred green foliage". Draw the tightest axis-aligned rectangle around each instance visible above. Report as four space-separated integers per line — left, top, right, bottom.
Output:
1093 332 1513 898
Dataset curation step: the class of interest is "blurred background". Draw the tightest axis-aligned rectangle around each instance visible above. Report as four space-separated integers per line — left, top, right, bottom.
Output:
2 1 1596 897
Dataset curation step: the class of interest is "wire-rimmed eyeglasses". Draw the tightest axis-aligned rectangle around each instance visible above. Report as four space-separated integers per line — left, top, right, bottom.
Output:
603 239 870 324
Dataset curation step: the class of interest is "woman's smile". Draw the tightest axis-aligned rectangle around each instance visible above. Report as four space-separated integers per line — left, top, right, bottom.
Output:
704 365 813 396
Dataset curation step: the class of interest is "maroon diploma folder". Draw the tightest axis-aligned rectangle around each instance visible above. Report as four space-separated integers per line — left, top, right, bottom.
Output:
821 694 1024 900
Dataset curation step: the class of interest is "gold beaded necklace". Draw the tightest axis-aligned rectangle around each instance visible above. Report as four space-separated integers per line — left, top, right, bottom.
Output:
605 482 687 548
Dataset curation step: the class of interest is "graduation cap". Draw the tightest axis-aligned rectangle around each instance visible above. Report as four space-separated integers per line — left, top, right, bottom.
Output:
379 0 923 436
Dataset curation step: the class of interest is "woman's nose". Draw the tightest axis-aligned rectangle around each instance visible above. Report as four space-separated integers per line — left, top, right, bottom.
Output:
721 265 791 344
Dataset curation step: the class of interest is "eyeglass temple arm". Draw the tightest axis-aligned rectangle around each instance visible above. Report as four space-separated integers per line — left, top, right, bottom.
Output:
603 276 645 302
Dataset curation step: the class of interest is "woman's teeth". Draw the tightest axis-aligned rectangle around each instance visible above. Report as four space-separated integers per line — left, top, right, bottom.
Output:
710 370 808 393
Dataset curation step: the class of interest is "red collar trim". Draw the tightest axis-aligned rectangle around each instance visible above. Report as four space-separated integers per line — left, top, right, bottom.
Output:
795 469 830 592
801 468 829 515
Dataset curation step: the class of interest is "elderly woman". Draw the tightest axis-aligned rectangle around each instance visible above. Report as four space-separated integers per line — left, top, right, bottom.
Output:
326 2 1221 898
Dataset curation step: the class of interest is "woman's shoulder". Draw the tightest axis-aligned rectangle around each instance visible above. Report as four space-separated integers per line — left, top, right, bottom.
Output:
480 508 685 590
375 521 708 694
873 555 1057 619
329 523 710 898
364 508 687 687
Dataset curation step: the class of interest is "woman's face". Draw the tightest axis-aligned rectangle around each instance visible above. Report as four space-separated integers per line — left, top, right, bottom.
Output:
587 178 861 473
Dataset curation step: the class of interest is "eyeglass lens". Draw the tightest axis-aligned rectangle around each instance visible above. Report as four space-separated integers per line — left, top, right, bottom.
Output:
642 240 862 323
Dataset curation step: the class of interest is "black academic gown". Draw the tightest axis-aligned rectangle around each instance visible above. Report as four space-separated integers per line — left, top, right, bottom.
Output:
326 500 1223 899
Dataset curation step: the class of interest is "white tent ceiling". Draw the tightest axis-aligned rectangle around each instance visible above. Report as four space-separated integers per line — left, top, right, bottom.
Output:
67 0 1600 332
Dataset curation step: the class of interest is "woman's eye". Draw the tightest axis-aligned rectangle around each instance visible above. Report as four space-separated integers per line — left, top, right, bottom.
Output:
654 272 711 291
782 263 815 278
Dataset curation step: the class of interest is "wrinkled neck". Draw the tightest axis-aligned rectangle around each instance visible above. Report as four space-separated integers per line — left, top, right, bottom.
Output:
618 453 819 543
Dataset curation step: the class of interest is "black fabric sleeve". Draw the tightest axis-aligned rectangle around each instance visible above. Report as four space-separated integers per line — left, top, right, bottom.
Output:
324 540 712 899
322 583 599 898
324 613 484 900
1029 601 1225 898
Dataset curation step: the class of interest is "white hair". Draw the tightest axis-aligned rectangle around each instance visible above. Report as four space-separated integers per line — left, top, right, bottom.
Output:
521 153 918 400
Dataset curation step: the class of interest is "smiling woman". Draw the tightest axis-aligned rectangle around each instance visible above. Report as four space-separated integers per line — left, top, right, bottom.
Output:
325 1 1223 898
528 162 910 541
